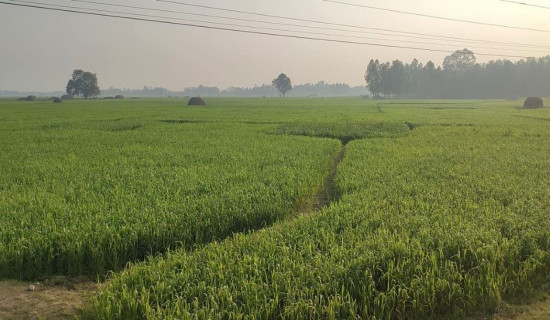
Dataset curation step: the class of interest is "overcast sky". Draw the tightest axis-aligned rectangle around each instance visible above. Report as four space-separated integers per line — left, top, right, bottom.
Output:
1 0 550 91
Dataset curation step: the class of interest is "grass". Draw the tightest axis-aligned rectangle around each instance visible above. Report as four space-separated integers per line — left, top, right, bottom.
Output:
1 97 549 319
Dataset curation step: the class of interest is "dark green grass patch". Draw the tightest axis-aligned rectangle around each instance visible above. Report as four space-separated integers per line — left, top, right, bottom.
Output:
274 121 411 144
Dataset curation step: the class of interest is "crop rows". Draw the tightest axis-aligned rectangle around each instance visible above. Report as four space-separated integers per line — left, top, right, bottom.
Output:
93 123 550 319
0 119 340 279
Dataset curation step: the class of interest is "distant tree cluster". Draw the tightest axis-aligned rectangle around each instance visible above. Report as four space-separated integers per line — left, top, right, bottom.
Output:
365 49 550 99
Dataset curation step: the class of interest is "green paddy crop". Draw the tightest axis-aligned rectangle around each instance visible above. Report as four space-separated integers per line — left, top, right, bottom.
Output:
89 99 550 319
2 97 550 319
0 100 341 279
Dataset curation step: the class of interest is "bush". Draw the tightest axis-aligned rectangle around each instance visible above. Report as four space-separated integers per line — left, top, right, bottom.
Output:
25 95 37 101
61 94 73 100
115 95 124 99
188 97 206 106
53 97 62 103
523 97 544 109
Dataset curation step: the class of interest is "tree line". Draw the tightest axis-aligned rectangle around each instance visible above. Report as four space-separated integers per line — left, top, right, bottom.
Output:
365 49 550 99
100 82 368 98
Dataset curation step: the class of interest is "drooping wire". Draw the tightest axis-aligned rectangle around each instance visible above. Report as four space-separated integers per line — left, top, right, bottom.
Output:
0 0 536 59
322 0 550 33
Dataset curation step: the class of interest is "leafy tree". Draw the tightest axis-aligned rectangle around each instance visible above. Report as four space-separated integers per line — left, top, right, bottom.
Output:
66 69 100 98
443 49 476 72
272 73 292 97
387 59 405 98
365 59 382 98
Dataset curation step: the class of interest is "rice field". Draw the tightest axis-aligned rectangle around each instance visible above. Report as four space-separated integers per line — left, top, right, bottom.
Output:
1 97 549 319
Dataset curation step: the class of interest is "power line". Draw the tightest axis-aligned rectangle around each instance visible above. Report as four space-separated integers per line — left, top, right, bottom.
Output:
322 0 550 33
64 0 550 50
500 0 550 9
12 0 545 53
0 1 535 59
155 0 549 49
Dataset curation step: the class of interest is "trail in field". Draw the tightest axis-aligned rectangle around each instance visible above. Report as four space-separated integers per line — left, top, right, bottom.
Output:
0 278 98 320
466 296 550 320
309 143 346 212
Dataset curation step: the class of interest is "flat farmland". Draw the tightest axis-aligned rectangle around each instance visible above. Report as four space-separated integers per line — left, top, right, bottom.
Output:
1 98 549 319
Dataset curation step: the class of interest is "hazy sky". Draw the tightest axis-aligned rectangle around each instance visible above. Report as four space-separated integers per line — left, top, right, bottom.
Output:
1 0 550 91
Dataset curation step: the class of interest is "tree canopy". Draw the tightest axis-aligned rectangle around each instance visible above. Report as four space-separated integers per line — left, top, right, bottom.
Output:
66 70 100 98
365 50 550 99
272 73 293 97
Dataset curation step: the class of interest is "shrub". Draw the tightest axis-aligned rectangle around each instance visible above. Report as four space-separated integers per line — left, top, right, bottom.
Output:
53 97 62 103
115 95 124 99
523 97 543 109
25 95 37 101
188 97 206 106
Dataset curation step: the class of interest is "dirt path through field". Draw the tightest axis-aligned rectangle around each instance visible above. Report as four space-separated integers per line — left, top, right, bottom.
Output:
310 144 346 211
0 278 99 320
490 298 550 320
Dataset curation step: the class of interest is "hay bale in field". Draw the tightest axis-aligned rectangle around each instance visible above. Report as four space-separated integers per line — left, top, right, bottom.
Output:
523 97 544 109
53 97 62 103
25 95 37 101
188 97 206 106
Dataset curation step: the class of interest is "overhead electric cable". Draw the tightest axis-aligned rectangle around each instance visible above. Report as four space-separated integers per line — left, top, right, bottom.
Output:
65 0 550 49
155 0 549 48
500 0 550 9
322 0 550 33
0 1 536 59
10 0 544 52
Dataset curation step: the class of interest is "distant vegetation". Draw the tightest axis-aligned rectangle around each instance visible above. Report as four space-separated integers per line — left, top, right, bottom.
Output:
366 49 550 99
66 69 100 99
98 82 369 98
272 73 293 97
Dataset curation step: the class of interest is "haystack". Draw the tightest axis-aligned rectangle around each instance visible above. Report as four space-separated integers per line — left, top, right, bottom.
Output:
188 97 206 106
524 97 543 109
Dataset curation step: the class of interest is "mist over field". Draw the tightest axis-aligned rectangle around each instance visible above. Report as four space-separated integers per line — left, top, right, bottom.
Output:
2 1 550 319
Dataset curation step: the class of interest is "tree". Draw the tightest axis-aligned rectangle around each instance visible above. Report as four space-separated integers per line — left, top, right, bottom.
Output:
443 49 476 72
387 59 405 98
365 59 382 98
66 69 100 98
272 73 292 97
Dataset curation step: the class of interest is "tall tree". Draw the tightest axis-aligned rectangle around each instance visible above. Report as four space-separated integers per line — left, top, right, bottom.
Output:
272 73 293 97
66 69 100 98
443 49 476 72
365 59 382 98
388 59 405 98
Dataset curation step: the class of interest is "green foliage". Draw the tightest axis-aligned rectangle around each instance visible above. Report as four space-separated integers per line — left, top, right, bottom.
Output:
66 69 100 98
88 99 550 319
0 102 340 279
2 97 550 319
272 73 293 97
274 121 410 144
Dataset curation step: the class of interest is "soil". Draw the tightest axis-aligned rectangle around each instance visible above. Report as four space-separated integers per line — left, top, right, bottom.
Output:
0 277 99 320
